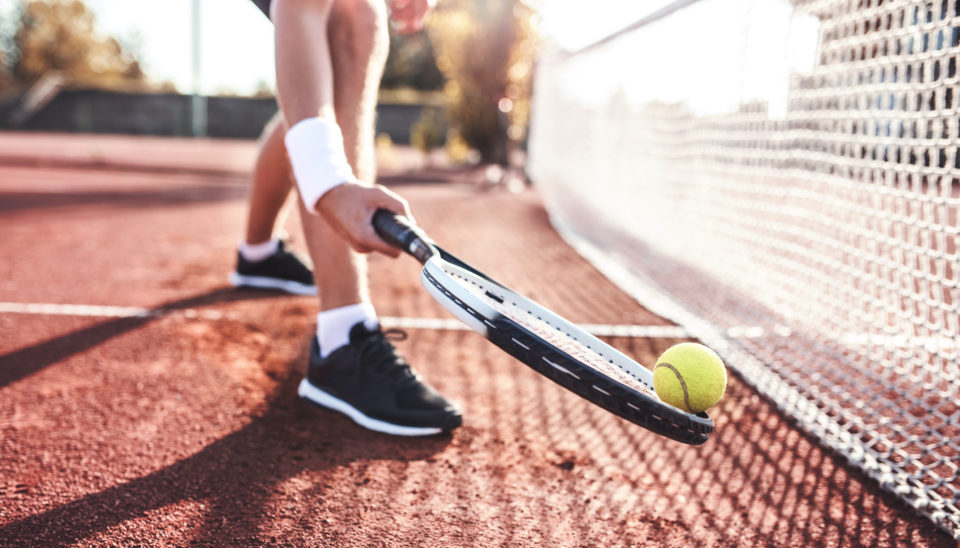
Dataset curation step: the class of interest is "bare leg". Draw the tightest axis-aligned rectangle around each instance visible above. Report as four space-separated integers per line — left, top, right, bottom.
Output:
326 0 387 188
284 0 389 311
244 113 295 245
278 0 461 437
231 111 314 297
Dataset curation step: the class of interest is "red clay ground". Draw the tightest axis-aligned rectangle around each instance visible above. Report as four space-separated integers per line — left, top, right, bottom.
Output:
0 133 953 546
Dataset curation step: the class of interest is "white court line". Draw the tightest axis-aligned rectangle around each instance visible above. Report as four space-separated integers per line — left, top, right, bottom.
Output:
0 301 690 338
0 302 225 320
4 302 952 349
0 302 153 318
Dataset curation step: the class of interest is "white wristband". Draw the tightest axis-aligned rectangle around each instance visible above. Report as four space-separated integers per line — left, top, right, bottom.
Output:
283 117 356 213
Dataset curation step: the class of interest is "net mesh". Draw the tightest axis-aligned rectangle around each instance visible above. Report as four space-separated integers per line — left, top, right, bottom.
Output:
528 0 960 539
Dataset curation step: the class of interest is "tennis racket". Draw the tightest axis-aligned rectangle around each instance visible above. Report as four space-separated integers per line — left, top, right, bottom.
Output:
373 209 714 445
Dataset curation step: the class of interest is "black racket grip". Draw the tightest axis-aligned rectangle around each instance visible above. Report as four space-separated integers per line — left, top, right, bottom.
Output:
372 209 435 263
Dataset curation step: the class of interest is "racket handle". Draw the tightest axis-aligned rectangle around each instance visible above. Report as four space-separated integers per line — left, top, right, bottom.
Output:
372 209 435 263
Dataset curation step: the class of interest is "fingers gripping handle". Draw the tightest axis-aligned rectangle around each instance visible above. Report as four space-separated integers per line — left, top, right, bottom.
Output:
372 209 436 264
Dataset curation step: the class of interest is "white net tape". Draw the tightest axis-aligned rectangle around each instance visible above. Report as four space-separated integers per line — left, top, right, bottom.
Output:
529 0 960 538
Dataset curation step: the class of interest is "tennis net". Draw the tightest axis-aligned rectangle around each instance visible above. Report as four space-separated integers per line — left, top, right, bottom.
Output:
528 0 960 539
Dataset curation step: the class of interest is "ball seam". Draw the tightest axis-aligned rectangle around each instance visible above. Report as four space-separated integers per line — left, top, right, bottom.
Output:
655 362 692 413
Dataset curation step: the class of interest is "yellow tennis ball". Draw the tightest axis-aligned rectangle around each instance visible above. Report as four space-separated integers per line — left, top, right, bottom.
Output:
653 342 727 414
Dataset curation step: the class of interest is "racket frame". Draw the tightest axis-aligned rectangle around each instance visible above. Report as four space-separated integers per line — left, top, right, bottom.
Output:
422 254 714 445
372 209 714 444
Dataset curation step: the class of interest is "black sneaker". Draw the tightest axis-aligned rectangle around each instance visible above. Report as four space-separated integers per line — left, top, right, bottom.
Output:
297 323 462 436
229 240 316 296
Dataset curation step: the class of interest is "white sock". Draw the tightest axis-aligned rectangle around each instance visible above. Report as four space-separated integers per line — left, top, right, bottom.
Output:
239 238 280 262
317 303 379 358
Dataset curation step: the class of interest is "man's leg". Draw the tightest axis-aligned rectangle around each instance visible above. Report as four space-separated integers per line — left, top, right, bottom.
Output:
245 113 294 247
289 0 461 435
229 113 316 295
295 0 389 314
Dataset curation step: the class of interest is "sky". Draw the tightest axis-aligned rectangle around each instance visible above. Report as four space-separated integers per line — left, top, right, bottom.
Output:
551 0 819 118
0 0 671 95
82 0 275 95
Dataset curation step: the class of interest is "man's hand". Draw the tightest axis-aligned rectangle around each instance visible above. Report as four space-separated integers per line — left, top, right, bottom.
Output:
316 182 413 257
388 0 435 35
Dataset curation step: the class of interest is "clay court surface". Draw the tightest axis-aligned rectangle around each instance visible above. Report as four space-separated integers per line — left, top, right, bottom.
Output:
0 133 953 546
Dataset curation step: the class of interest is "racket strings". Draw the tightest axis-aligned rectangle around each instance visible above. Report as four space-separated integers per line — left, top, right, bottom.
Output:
445 268 656 397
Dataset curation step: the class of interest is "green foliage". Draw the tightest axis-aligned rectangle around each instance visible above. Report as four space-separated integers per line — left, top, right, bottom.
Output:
382 30 445 91
2 0 149 92
410 106 447 153
427 0 539 163
0 3 23 93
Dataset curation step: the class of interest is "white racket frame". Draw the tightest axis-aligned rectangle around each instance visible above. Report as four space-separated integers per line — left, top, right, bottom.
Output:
421 255 659 397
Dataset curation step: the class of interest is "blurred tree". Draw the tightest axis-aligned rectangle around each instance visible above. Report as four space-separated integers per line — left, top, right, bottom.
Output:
410 106 447 159
427 0 538 163
250 78 276 99
0 3 21 94
381 30 445 91
0 50 11 95
4 0 149 92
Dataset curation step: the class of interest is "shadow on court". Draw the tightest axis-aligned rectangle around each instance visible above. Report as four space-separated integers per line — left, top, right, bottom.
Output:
475 332 954 546
0 184 249 216
0 356 453 545
0 288 296 389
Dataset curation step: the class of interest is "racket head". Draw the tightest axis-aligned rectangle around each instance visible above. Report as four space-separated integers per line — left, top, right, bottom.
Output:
421 253 714 445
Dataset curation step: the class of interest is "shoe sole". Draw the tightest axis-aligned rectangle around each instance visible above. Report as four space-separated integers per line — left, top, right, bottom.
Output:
229 272 317 296
298 378 457 437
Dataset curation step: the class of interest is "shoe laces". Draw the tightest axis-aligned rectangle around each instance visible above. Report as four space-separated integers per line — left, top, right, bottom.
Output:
356 328 416 385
